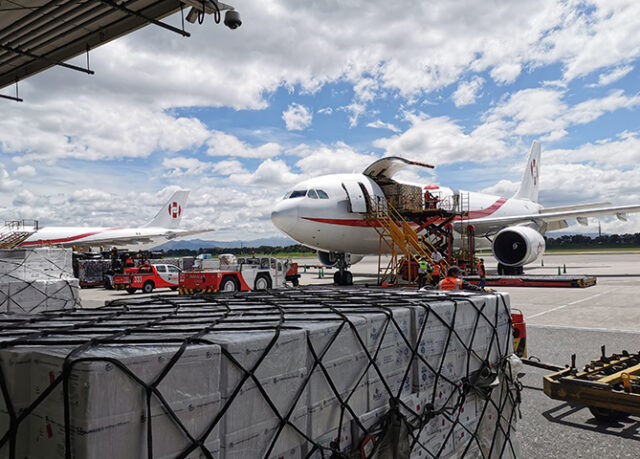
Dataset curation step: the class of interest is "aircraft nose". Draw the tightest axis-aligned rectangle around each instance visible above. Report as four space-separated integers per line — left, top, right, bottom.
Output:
271 200 298 233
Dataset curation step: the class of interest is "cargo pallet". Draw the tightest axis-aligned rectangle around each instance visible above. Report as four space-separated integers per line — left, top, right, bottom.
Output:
465 274 597 288
543 347 640 421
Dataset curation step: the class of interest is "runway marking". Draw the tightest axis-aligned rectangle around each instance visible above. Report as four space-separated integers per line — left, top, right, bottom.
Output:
528 324 640 334
527 290 611 319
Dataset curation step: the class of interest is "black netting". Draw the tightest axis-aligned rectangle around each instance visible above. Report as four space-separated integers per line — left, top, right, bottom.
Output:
0 287 521 458
0 248 80 314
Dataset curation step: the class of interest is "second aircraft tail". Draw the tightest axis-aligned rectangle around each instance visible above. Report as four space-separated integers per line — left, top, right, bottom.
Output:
144 190 190 229
513 141 541 203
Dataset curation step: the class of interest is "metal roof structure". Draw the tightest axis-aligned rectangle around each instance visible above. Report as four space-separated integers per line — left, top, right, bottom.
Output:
0 0 234 101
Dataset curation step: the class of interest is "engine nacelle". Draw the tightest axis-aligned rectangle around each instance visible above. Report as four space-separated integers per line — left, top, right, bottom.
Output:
492 226 545 267
317 251 364 267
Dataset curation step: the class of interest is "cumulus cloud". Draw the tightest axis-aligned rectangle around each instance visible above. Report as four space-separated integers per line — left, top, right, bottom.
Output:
282 103 313 131
14 165 36 177
228 159 301 186
0 167 21 191
373 112 509 165
588 65 634 87
162 156 212 177
452 76 485 107
367 120 400 132
293 142 378 176
206 131 282 158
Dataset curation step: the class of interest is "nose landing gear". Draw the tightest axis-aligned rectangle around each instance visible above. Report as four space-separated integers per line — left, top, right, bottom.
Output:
332 253 354 286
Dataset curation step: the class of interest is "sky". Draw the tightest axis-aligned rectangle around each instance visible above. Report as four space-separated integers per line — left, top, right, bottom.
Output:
1 0 640 241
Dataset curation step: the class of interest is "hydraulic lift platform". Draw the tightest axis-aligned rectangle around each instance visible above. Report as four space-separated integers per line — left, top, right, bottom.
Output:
542 348 640 421
464 274 597 288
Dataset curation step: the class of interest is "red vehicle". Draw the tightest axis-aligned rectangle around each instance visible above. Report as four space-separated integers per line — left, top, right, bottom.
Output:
113 263 181 294
179 256 296 294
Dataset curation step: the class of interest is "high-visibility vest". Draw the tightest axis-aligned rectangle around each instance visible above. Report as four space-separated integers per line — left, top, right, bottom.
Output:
418 261 428 273
433 264 441 276
477 262 486 277
437 277 462 290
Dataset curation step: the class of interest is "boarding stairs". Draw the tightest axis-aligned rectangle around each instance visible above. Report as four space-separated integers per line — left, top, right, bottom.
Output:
0 220 38 249
366 201 449 286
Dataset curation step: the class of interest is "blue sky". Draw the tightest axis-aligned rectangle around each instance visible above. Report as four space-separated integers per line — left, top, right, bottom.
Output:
1 0 640 240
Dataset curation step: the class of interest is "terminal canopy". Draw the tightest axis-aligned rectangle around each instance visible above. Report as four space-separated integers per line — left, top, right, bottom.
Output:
0 0 188 92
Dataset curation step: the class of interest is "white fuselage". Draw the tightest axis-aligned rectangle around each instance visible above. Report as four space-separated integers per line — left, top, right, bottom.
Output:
271 173 542 254
19 226 175 249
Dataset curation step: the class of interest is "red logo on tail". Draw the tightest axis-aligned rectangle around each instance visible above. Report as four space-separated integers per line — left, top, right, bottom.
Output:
168 202 182 219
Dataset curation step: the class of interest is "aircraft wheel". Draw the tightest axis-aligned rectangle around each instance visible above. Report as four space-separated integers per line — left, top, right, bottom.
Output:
333 271 342 285
220 276 239 292
142 281 155 294
254 273 272 290
344 271 353 285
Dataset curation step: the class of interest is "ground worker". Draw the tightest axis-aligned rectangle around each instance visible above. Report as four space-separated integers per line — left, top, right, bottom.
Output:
125 256 134 267
437 266 491 292
417 258 429 288
477 258 487 288
431 262 442 286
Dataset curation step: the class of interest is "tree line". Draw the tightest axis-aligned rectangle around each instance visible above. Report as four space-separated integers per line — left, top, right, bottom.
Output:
161 244 316 257
545 233 640 249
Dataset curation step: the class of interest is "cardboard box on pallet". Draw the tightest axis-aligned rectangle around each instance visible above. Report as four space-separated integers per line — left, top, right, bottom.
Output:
0 344 222 459
0 279 80 314
203 328 309 437
223 408 307 459
0 248 74 282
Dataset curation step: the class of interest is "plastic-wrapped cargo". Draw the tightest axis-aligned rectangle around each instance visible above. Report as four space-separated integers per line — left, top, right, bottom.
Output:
0 248 80 313
77 259 112 285
0 288 521 458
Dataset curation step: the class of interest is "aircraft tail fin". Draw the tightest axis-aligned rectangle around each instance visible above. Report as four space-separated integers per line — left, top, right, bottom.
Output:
513 141 541 203
145 190 190 229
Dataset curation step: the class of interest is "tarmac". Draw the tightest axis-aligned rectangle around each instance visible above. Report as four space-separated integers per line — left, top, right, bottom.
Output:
79 251 640 457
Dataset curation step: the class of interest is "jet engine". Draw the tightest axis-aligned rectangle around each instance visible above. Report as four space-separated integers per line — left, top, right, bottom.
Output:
492 226 545 268
318 251 364 267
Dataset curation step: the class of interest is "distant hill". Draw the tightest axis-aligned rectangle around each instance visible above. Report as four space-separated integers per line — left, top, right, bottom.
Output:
155 237 298 251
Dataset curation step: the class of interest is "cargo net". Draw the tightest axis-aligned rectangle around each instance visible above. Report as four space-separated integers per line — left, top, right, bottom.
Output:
0 248 80 314
0 288 521 459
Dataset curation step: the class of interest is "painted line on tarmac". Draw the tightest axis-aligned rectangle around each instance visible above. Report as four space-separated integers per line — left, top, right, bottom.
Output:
528 324 640 334
527 290 611 319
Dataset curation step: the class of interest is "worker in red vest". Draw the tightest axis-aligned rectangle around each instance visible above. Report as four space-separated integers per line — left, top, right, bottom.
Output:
477 258 487 288
437 266 489 292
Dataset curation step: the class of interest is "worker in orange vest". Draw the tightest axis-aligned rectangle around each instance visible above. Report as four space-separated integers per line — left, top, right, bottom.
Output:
477 258 487 288
431 262 442 286
437 266 489 292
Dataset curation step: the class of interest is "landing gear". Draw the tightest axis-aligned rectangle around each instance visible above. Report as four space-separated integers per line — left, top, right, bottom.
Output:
332 253 354 286
497 263 524 275
333 270 353 286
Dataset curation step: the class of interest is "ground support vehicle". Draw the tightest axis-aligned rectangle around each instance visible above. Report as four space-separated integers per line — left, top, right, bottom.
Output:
543 347 640 421
179 256 294 294
113 264 181 294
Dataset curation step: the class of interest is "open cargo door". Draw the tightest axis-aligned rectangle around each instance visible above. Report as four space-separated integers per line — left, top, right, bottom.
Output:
342 181 368 213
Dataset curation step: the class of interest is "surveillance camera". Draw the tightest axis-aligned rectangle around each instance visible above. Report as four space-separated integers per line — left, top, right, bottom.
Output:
224 10 242 29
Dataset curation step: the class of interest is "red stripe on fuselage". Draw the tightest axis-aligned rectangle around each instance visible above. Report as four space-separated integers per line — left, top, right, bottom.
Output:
301 198 508 228
19 228 125 246
302 217 378 227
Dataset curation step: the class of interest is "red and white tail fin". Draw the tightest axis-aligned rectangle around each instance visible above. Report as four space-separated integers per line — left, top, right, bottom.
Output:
513 141 541 203
145 190 190 229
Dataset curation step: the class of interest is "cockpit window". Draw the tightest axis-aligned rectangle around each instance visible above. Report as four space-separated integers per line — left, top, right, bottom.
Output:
289 190 307 198
307 189 318 199
282 191 291 199
316 189 329 199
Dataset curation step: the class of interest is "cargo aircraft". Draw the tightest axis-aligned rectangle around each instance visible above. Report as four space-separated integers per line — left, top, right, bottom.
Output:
18 190 211 249
271 142 640 284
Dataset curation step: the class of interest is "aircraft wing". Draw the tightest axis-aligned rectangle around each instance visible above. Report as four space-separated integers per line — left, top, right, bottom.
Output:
465 204 640 235
363 157 434 180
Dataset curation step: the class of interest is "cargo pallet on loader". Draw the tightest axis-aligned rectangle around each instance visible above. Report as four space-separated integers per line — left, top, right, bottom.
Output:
465 274 597 288
543 347 640 421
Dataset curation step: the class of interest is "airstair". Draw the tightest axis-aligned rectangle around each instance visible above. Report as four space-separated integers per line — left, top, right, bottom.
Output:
0 220 38 249
366 200 450 286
